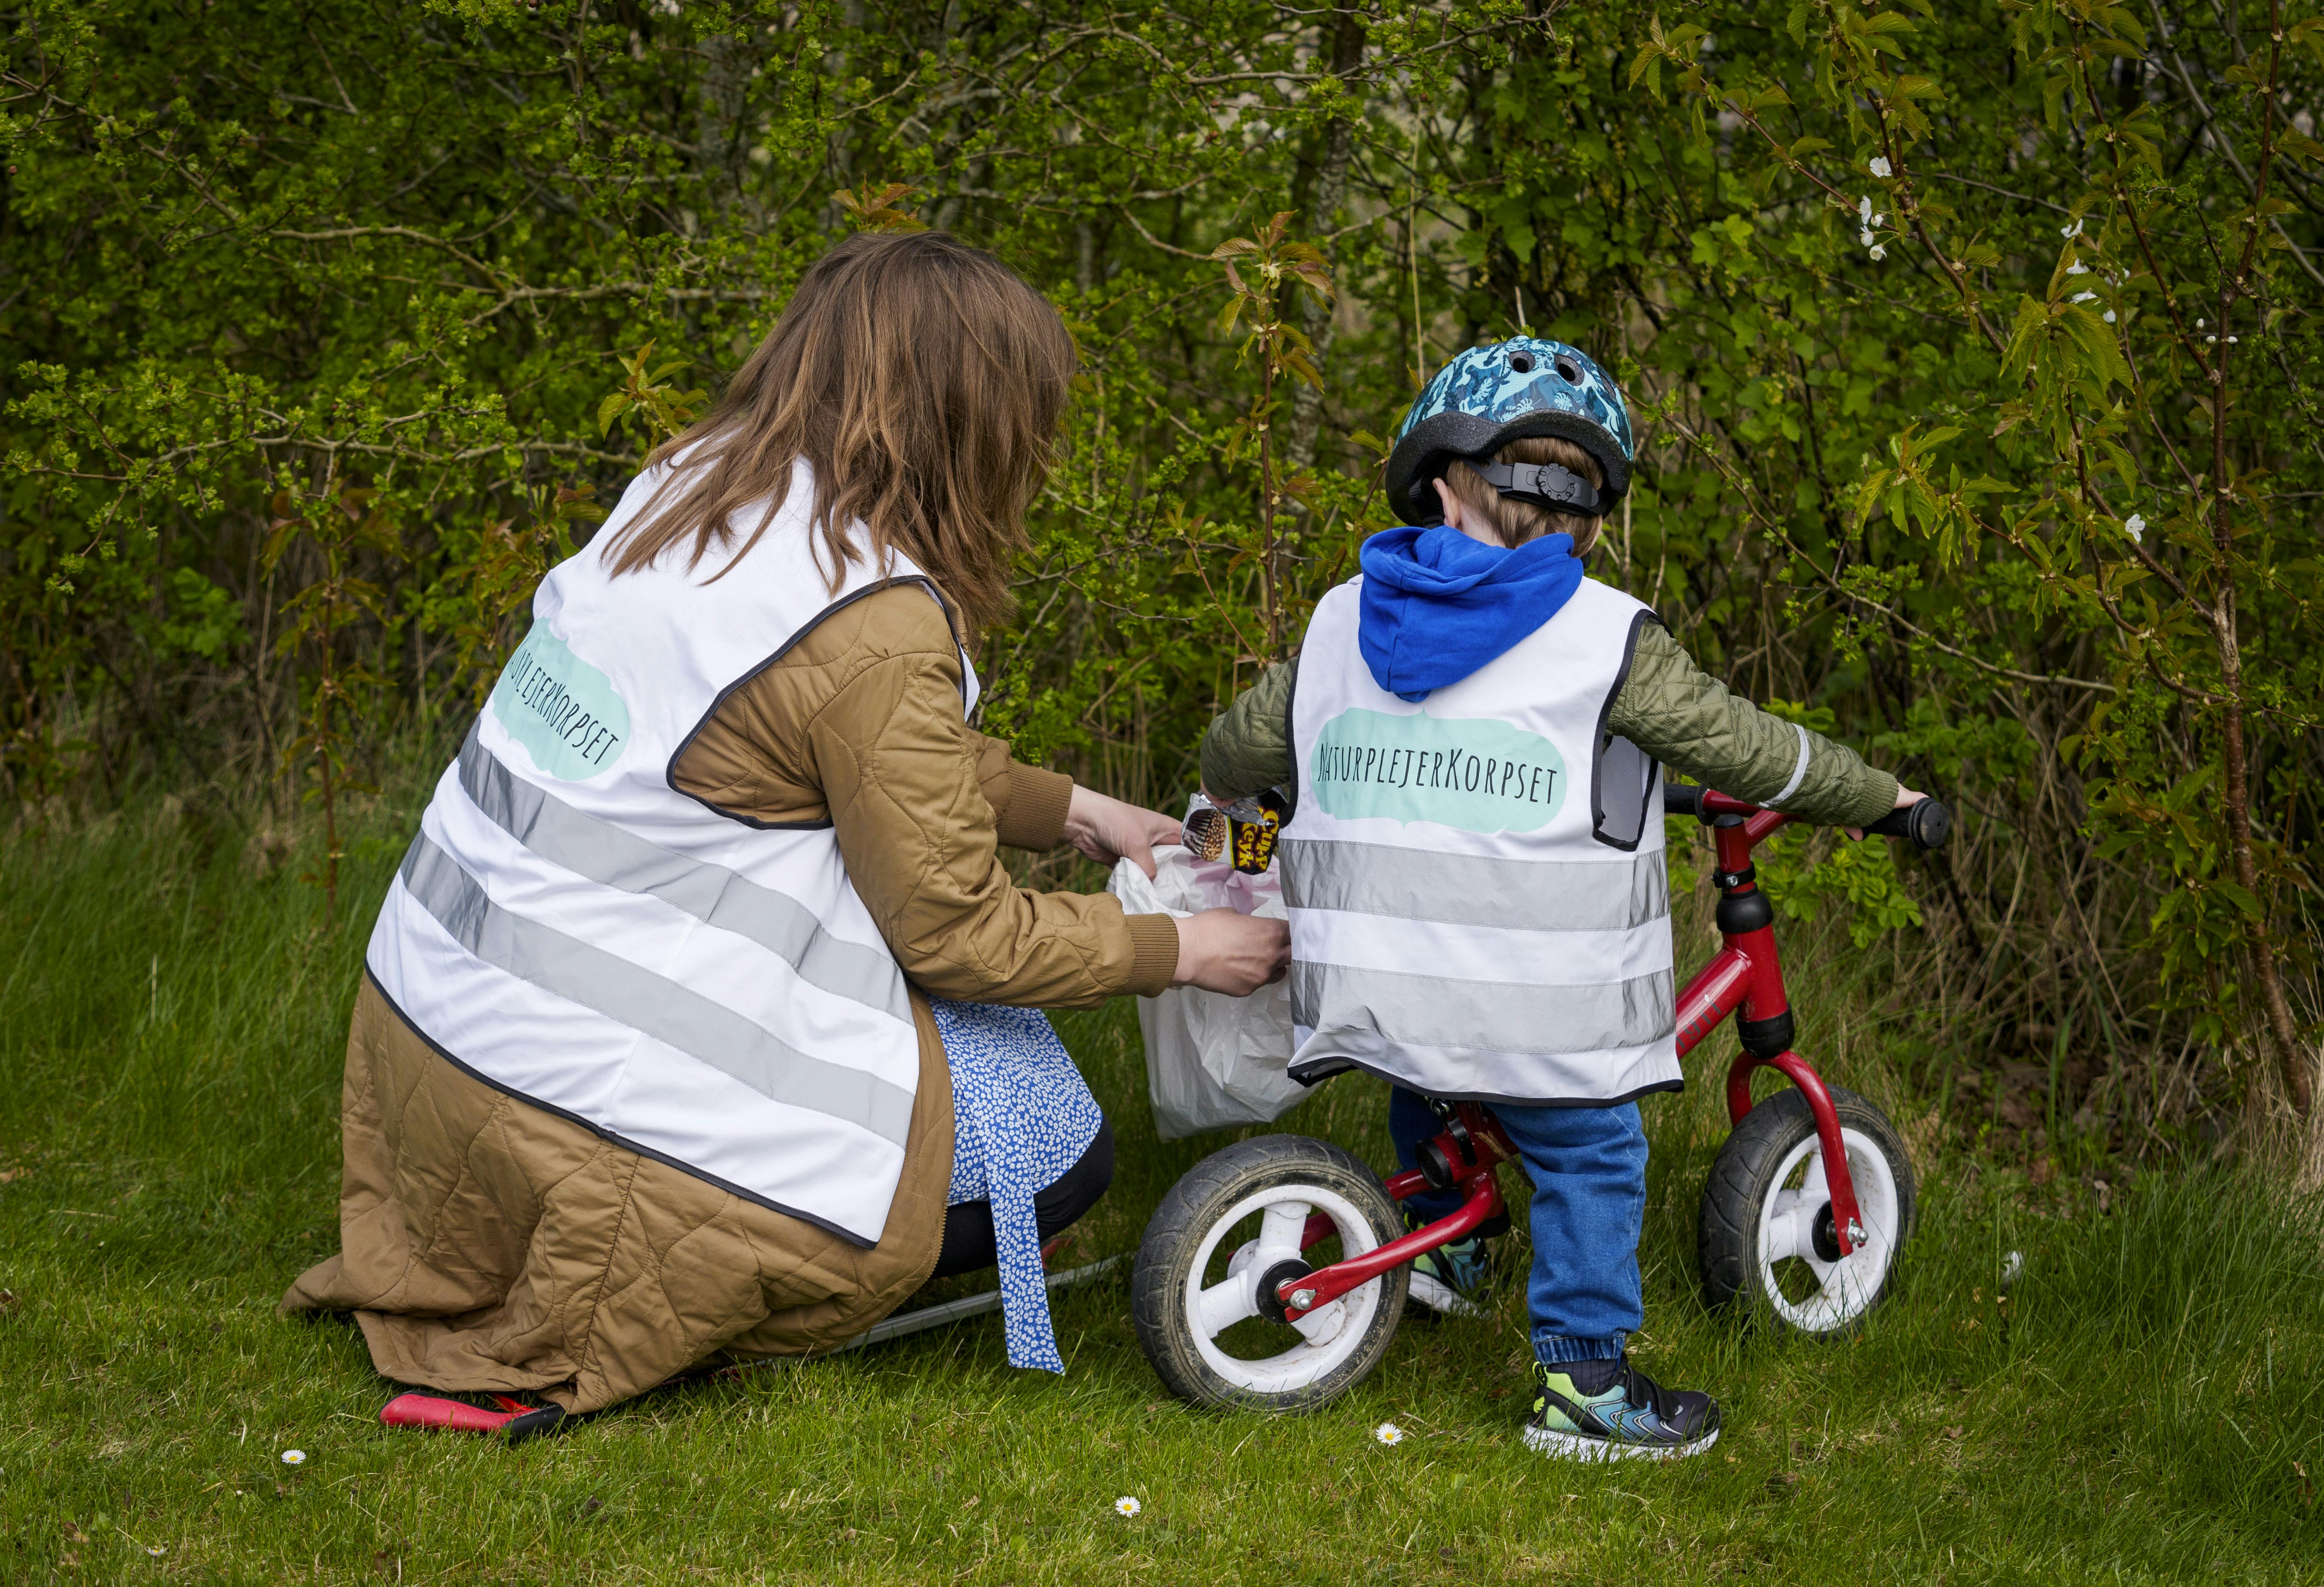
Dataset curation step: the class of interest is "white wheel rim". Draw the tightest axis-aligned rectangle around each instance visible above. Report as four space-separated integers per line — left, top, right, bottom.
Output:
1754 1125 1900 1332
1181 1180 1389 1395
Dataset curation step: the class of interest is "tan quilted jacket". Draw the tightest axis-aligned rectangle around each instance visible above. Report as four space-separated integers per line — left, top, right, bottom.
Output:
282 583 1177 1412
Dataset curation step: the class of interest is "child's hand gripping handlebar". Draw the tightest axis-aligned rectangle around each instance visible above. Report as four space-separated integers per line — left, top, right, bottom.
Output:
1661 781 1954 851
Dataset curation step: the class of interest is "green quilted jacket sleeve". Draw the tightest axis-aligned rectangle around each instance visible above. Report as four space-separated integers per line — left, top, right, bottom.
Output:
1197 624 1896 828
1199 662 1298 804
1613 624 1896 828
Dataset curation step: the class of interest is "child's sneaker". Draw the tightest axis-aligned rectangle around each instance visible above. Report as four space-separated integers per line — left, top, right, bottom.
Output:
1522 1356 1720 1462
1405 1210 1490 1318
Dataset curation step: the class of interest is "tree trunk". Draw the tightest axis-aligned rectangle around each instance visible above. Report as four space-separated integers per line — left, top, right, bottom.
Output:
696 32 756 225
2214 610 2308 1119
1283 8 1368 477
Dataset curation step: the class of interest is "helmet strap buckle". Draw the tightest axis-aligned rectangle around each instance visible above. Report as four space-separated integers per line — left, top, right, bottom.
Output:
1468 460 1602 515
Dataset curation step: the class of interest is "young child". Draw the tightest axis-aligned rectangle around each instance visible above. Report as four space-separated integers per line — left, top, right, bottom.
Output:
1199 337 1922 1461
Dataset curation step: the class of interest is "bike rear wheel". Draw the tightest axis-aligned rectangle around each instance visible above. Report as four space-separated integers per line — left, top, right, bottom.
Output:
1698 1085 1916 1336
1132 1135 1407 1413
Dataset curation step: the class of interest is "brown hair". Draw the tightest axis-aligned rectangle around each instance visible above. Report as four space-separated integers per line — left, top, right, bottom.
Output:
1440 435 1605 553
606 230 1076 635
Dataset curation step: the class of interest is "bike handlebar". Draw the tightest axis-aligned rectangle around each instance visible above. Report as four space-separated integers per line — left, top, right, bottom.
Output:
1660 781 1954 851
1864 797 1953 850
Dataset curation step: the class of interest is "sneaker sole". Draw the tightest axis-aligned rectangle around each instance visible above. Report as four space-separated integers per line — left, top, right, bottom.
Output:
1407 1272 1489 1320
1520 1423 1720 1463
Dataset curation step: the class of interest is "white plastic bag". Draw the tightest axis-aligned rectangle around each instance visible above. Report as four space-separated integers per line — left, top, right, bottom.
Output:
1108 847 1311 1141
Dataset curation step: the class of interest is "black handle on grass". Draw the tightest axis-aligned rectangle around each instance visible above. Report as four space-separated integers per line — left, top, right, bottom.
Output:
1865 798 1953 850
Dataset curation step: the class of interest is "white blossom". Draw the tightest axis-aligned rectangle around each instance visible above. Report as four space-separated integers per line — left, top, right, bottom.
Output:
2067 262 2089 275
1859 228 1875 248
2062 218 2084 238
1374 1422 1406 1446
1868 245 1887 261
2124 514 2146 544
1859 195 1873 223
1869 156 1892 177
2103 310 2117 323
1113 1496 1142 1518
2072 291 2098 303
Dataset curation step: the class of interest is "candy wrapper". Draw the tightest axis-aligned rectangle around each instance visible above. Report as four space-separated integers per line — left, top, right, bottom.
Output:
1179 789 1285 875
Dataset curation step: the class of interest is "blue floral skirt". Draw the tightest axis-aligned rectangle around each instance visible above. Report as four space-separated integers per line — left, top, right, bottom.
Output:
928 999 1103 1373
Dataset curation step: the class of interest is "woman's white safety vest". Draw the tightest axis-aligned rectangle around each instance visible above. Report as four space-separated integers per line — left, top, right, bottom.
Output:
367 461 970 1247
1280 576 1680 1106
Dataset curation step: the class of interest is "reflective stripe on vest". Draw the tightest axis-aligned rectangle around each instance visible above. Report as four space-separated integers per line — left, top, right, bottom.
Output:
1279 575 1682 1105
367 458 954 1246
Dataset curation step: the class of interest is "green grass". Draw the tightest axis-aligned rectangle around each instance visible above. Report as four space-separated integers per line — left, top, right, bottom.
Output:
3 800 2322 1584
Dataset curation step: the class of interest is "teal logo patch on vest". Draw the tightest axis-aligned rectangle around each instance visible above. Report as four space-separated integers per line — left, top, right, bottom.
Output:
1310 708 1566 832
489 623 631 780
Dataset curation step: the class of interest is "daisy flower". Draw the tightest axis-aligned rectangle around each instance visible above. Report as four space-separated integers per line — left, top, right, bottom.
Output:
1113 1496 1141 1518
280 1450 306 1466
1374 1422 1406 1446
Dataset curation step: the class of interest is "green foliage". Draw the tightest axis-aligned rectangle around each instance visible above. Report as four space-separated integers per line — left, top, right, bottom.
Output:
4 0 2321 1114
1755 700 1927 947
598 343 709 446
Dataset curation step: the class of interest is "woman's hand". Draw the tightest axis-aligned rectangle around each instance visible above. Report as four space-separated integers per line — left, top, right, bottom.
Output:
1063 784 1183 879
1172 908 1292 995
1847 783 1928 842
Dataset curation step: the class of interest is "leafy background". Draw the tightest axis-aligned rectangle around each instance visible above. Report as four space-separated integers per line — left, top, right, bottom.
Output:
6 0 2324 1164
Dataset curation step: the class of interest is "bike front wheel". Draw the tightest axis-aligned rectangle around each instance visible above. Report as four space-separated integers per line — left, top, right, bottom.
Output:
1132 1135 1408 1413
1698 1085 1917 1337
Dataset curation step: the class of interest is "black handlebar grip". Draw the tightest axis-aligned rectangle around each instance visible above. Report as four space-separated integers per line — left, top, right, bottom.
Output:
1865 798 1952 850
1661 782 1705 818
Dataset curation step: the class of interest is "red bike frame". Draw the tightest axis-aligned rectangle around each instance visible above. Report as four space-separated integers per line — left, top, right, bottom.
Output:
1276 788 1867 1324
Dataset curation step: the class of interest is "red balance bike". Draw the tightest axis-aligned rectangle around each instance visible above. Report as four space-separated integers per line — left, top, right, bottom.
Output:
1131 783 1953 1411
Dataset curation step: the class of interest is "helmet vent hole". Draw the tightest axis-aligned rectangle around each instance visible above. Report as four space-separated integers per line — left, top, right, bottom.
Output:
1554 357 1581 384
1508 352 1534 374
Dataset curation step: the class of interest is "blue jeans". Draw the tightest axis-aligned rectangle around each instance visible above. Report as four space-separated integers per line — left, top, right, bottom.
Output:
1389 1087 1647 1365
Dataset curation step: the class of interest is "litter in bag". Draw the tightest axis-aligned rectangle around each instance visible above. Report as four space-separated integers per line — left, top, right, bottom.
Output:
1108 846 1312 1141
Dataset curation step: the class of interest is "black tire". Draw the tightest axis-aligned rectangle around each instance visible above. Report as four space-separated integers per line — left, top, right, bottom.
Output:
1133 1135 1409 1413
1698 1084 1917 1337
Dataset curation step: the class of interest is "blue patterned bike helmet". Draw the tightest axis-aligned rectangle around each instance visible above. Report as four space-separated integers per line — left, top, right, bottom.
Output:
1384 337 1635 526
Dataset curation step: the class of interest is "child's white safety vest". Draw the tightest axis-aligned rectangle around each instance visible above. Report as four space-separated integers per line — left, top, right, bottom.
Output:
1280 575 1680 1106
367 460 967 1247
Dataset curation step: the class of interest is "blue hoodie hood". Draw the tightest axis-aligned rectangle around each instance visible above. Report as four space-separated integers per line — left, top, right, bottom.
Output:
1356 525 1584 702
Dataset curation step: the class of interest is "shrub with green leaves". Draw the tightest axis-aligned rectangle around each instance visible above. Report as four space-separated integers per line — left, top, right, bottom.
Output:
5 0 2319 1151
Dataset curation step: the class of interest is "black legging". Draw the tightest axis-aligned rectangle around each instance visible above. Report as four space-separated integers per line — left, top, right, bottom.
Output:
930 1116 1115 1279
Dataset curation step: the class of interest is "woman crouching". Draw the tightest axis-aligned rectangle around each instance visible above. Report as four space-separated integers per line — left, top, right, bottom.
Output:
282 231 1288 1417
